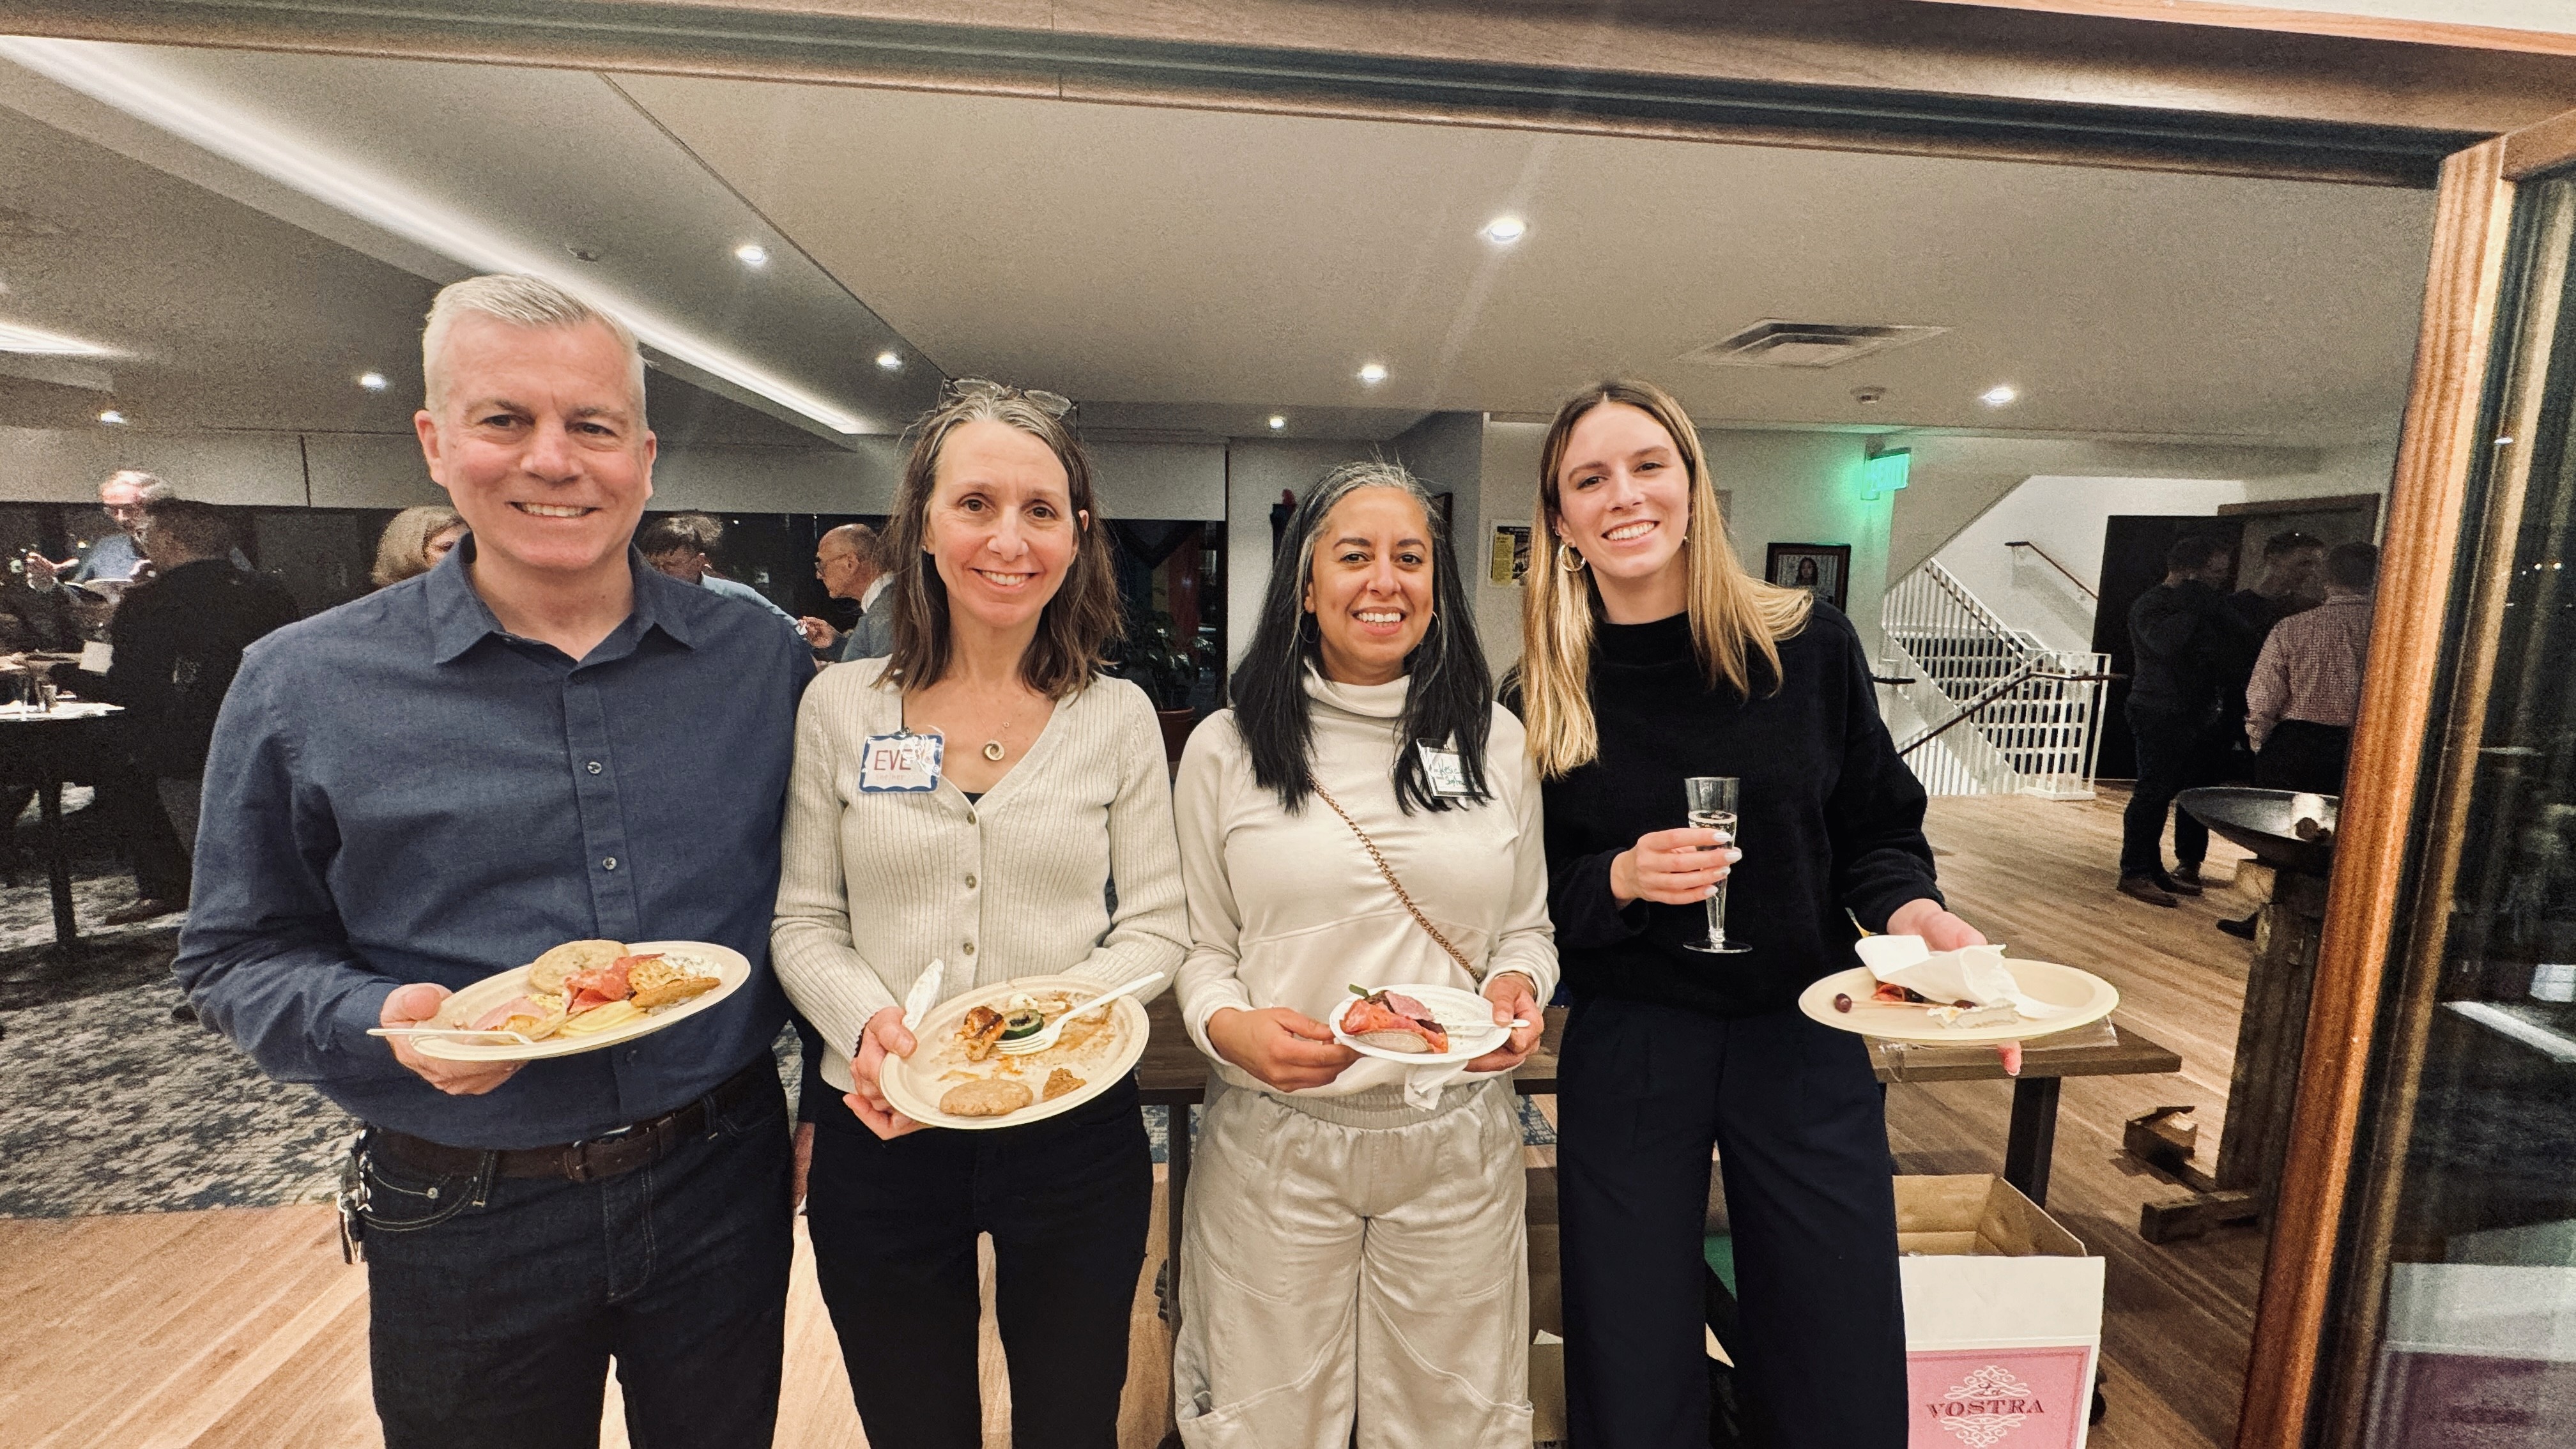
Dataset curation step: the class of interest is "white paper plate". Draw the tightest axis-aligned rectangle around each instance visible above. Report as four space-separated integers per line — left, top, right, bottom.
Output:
878 974 1151 1131
1797 959 2119 1045
413 941 750 1061
1330 983 1510 1065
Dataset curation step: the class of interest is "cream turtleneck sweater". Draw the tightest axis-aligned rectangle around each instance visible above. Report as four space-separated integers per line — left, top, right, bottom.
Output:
1174 670 1557 1101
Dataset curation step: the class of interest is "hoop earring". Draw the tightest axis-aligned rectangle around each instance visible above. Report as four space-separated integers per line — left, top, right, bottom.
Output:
1557 542 1587 573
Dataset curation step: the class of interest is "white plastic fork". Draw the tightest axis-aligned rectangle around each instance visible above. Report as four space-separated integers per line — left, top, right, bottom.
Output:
995 974 1165 1055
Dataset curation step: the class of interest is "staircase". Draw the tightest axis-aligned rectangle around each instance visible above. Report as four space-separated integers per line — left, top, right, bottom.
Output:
1880 559 2110 798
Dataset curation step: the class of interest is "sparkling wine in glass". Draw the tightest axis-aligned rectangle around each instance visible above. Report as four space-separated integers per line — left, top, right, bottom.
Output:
1683 776 1750 954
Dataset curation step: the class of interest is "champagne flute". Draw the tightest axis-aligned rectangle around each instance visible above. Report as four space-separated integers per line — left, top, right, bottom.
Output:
1682 776 1751 954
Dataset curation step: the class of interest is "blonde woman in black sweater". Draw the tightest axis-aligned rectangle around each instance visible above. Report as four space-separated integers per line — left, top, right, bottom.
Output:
1509 380 1986 1449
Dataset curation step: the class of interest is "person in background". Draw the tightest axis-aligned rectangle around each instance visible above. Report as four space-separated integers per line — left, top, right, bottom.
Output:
369 505 466 588
1514 379 1981 1449
638 512 805 636
176 273 809 1448
2247 541 2378 795
1171 460 1552 1446
799 522 894 662
772 379 1184 1449
2119 532 2248 908
95 498 300 854
2207 528 2323 936
24 469 166 595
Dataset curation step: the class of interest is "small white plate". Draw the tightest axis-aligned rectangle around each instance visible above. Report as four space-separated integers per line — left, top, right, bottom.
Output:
1797 959 2119 1045
411 941 750 1061
878 974 1152 1131
1330 983 1510 1065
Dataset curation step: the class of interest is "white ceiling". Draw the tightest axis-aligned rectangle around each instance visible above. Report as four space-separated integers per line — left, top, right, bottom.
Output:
0 39 2444 450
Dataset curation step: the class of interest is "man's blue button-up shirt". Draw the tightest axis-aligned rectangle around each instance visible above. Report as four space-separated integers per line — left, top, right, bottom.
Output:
176 540 807 1148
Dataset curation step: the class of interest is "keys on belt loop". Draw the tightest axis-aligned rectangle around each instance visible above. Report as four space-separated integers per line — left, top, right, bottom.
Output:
335 1136 371 1264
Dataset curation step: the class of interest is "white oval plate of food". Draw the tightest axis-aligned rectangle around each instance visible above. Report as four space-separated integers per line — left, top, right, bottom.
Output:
878 974 1153 1131
395 940 748 1062
1330 983 1510 1065
1796 960 2118 1045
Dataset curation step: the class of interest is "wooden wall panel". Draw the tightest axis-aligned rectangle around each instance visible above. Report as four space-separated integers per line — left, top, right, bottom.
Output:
2232 133 2516 1449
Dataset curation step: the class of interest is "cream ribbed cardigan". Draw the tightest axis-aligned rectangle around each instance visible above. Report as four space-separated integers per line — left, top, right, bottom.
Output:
1174 671 1558 1100
771 658 1188 1093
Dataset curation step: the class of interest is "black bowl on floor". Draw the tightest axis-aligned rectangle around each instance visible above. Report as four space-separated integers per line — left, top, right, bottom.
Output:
2178 786 2340 875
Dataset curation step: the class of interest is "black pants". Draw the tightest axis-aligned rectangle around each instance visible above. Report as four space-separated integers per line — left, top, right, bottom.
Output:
2120 705 2226 878
357 1066 795 1448
1558 995 1907 1449
99 760 188 901
805 1074 1151 1449
2256 719 2350 795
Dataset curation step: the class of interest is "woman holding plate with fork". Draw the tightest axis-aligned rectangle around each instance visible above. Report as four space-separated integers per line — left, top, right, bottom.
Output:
1170 459 1555 1448
1508 378 1986 1449
770 379 1186 1449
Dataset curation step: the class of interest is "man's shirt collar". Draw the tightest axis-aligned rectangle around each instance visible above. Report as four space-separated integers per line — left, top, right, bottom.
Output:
426 537 696 666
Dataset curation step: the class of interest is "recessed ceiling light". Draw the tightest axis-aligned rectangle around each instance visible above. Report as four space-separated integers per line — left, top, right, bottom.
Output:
1480 215 1528 244
1979 384 2019 407
0 38 876 434
733 243 769 268
1357 362 1388 385
1268 415 1286 430
358 371 388 392
875 350 903 372
0 320 111 356
96 408 125 425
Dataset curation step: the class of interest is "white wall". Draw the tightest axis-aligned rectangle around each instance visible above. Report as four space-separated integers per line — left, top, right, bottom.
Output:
1933 476 2250 653
1089 441 1226 522
1705 429 1890 660
1222 440 1369 670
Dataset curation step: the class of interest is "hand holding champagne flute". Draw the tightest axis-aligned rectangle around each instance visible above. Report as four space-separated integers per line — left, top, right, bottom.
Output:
1683 776 1750 954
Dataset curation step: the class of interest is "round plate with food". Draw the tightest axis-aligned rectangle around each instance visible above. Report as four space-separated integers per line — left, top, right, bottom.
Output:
400 940 749 1062
1796 960 2119 1045
1330 983 1510 1066
877 974 1153 1131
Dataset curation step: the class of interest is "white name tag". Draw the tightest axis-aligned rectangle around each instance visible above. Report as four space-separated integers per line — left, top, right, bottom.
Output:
859 732 943 792
1418 744 1472 797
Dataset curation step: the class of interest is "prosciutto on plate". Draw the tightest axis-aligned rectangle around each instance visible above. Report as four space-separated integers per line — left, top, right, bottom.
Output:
1341 986 1450 1054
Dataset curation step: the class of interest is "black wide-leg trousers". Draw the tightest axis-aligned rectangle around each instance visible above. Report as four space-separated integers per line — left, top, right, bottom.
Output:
1558 994 1908 1449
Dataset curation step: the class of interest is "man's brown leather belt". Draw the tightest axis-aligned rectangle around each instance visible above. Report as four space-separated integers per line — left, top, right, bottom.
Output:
371 1057 773 1183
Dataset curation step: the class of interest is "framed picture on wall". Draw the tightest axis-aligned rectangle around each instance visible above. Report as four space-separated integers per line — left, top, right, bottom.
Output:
1491 525 1533 585
1765 542 1851 612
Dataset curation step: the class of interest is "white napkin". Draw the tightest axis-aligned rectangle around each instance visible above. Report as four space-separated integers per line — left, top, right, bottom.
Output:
1851 936 2067 1022
902 958 946 1038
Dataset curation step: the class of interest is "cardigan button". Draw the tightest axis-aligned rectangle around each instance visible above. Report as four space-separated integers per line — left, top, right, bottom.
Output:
963 941 976 956
965 874 977 890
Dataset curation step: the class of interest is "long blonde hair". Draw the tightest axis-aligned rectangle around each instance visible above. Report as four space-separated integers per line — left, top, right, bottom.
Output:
1519 379 1811 778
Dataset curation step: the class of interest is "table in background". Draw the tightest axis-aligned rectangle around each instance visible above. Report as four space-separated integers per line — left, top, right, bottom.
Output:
0 701 126 951
1135 995 2181 1274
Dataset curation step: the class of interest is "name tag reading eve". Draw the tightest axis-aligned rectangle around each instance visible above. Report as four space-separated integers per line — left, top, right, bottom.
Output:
859 731 943 792
1418 744 1472 797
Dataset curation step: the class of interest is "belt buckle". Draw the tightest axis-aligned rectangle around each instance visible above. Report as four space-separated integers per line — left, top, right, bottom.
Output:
562 1122 636 1183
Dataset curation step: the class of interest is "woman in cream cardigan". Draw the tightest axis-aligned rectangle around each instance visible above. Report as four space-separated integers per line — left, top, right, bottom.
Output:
1171 460 1556 1448
772 380 1186 1449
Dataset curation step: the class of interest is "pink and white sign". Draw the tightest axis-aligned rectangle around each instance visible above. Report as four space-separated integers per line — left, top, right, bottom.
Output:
1907 1346 2097 1449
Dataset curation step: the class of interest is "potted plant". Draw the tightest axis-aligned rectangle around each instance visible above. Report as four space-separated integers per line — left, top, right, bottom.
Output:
1126 608 1206 761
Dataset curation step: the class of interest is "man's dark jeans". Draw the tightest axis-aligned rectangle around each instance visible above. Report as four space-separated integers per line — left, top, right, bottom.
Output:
2257 719 2351 796
2121 703 2226 878
355 1067 793 1448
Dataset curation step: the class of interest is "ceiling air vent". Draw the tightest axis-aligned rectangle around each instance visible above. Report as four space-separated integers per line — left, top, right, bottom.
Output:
1682 319 1945 370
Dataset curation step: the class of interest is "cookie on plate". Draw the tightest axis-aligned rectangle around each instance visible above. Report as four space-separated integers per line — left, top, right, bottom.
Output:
941 1078 1034 1118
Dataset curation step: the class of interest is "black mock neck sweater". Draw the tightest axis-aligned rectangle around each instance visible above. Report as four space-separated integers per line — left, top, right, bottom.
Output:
1512 604 1942 1020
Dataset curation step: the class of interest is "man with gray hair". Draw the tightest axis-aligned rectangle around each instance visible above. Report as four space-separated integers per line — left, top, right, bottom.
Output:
178 273 806 1448
798 521 894 661
24 468 168 594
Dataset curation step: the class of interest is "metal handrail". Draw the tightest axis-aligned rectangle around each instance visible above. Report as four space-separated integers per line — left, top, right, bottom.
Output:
1896 667 2118 756
2004 540 2099 601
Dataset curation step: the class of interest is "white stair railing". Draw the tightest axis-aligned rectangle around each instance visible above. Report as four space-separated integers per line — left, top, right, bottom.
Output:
1880 559 2110 798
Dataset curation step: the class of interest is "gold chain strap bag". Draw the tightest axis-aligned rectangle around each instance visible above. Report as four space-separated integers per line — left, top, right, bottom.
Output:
1306 779 1483 984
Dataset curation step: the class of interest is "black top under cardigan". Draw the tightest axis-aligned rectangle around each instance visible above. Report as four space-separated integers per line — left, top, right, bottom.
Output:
1509 603 1942 1020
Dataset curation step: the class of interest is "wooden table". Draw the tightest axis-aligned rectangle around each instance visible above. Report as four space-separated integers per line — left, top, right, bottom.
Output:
0 702 125 952
1135 995 2181 1273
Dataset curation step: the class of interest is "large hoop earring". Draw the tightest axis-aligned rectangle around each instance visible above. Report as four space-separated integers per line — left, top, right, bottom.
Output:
1557 542 1587 573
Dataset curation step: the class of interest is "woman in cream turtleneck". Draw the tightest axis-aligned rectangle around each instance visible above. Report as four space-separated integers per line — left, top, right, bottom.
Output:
1171 461 1555 1448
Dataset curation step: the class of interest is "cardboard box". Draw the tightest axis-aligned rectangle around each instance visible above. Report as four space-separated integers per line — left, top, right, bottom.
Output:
1898 1175 2104 1449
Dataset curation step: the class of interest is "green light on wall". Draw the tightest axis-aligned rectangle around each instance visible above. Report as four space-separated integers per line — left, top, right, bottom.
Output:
1862 447 1911 502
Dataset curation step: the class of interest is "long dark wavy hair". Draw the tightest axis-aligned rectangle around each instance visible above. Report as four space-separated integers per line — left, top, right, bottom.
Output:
1229 460 1492 815
878 381 1120 699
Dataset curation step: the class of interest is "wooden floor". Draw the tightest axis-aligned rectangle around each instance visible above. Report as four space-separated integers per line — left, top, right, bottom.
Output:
0 790 2267 1449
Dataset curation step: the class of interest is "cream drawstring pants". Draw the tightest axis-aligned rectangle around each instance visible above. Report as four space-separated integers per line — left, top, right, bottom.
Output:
1172 1075 1532 1449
